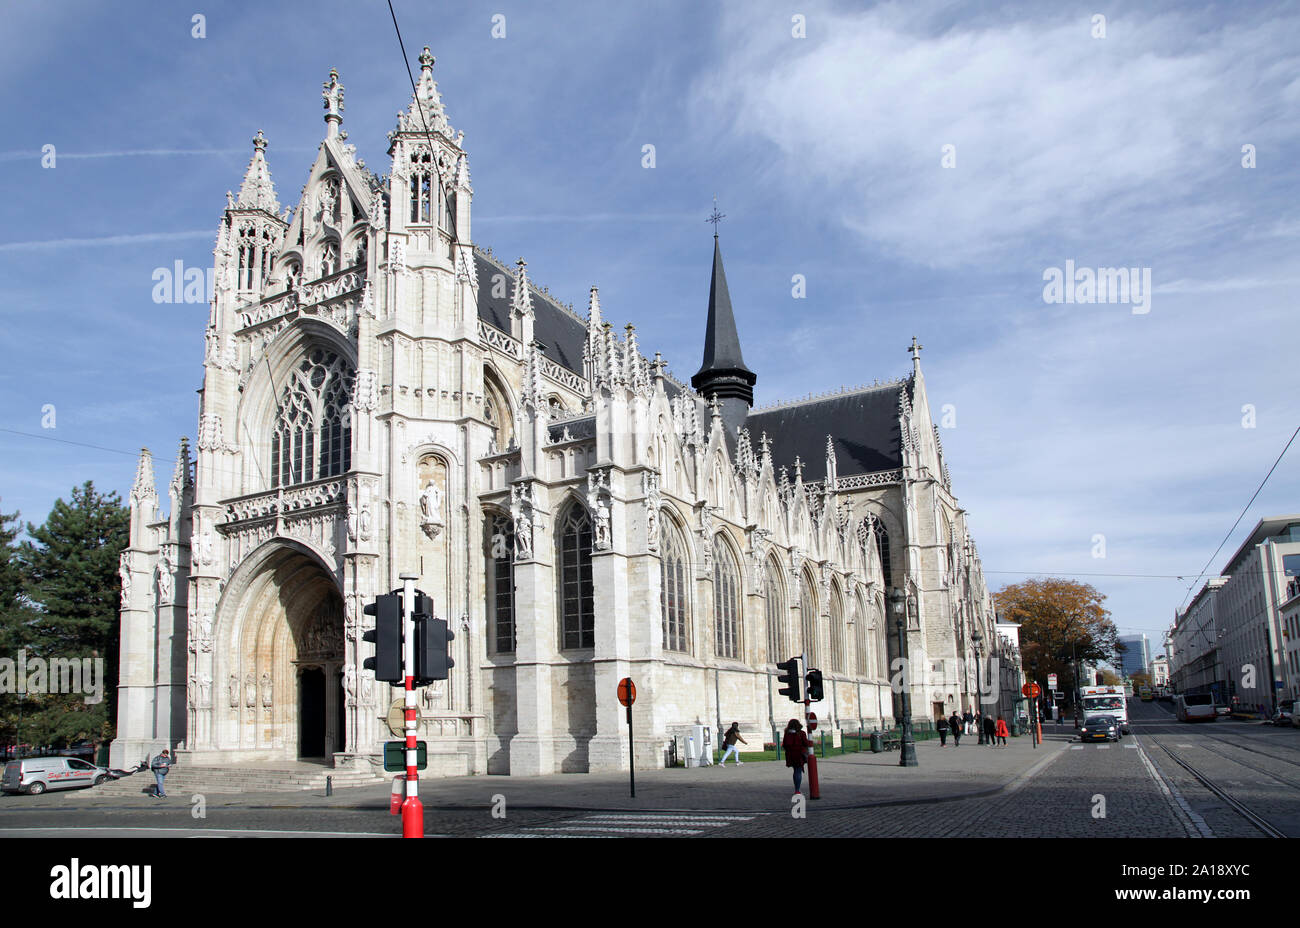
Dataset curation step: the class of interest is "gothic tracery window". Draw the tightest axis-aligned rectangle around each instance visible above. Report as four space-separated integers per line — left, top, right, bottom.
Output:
764 561 785 663
829 587 845 674
486 513 515 654
270 347 354 488
559 507 594 650
800 572 818 666
409 150 433 224
661 519 690 653
713 537 741 661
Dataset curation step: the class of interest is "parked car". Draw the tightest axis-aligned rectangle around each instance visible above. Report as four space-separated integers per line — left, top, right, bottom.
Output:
1079 715 1121 743
1214 705 1232 717
1269 701 1295 727
1 756 110 794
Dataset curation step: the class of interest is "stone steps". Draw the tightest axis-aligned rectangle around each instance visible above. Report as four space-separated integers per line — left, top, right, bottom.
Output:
96 765 387 794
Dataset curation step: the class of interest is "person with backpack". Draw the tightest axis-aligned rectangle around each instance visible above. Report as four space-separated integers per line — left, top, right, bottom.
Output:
781 719 811 794
949 711 963 747
150 749 174 799
718 722 747 766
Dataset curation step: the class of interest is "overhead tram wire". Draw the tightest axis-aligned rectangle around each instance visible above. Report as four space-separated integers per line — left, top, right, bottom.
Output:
1176 422 1300 612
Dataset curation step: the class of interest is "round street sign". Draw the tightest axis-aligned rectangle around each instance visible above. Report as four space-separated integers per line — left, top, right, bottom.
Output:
617 677 636 707
1022 683 1041 699
807 712 818 732
387 698 422 738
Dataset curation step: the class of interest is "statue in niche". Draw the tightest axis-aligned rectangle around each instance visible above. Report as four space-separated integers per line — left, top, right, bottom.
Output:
260 672 273 708
419 478 444 539
228 674 239 708
244 673 257 709
594 497 611 551
198 673 212 709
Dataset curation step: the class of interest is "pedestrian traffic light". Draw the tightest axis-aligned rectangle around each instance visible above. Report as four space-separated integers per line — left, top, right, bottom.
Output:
413 593 455 685
362 593 403 683
805 668 824 701
777 658 801 702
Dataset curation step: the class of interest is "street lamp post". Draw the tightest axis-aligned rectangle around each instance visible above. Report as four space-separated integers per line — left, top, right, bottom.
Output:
972 628 985 744
890 587 918 768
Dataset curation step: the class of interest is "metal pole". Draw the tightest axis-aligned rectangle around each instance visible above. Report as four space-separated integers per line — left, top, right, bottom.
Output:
399 572 423 839
627 705 635 798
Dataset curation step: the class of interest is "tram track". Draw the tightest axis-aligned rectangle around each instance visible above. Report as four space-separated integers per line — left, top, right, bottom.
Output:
1140 732 1288 838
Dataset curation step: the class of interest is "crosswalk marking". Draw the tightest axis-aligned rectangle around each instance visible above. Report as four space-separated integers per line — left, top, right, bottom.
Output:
1070 746 1083 750
1124 744 1138 749
482 810 761 838
1097 745 1111 749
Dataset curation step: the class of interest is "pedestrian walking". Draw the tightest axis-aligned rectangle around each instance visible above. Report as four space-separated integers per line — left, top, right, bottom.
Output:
935 714 948 746
781 719 811 795
948 712 963 747
963 709 974 735
982 713 996 746
718 722 747 766
150 749 173 798
995 716 1009 746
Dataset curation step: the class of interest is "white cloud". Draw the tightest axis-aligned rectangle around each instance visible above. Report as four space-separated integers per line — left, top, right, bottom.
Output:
695 2 1300 268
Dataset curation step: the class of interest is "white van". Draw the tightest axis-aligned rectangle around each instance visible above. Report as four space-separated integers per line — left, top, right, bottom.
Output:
1 757 110 794
1174 693 1216 722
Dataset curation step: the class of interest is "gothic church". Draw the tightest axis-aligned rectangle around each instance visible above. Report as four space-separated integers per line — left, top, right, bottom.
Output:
111 50 998 775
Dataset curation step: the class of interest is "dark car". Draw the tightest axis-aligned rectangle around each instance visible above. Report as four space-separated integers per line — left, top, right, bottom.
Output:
1079 715 1121 743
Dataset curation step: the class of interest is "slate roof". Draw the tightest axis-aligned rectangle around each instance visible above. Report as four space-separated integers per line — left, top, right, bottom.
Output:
744 380 912 482
475 249 587 376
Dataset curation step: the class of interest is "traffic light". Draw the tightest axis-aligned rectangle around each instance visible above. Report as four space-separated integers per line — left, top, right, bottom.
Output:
805 668 824 701
777 658 801 702
362 593 403 683
414 593 455 684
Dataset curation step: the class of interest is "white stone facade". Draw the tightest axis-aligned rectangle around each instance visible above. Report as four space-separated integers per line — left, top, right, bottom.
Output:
111 51 999 774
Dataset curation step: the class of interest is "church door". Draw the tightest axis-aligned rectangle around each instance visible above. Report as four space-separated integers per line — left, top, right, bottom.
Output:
299 668 326 758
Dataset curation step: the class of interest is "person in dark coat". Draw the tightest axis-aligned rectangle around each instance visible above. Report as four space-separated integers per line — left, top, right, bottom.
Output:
948 712 963 746
935 714 948 746
781 719 812 794
982 713 996 746
962 709 974 735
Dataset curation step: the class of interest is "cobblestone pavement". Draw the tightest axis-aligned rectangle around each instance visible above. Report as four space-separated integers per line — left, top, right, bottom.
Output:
5 701 1295 837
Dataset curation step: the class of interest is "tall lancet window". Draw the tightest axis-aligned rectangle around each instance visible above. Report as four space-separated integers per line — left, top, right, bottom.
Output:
764 561 786 663
712 537 741 660
829 587 845 674
800 572 818 666
660 519 690 653
559 507 594 650
486 513 515 654
876 522 893 590
409 150 433 224
270 348 354 488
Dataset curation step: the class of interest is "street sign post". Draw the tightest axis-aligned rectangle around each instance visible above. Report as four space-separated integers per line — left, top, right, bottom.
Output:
398 573 423 839
1022 683 1042 747
618 677 636 798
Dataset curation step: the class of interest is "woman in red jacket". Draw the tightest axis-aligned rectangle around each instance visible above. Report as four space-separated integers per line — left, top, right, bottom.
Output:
782 718 812 794
994 716 1010 746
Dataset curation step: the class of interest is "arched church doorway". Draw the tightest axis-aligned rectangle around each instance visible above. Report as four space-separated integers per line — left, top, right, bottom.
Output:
218 542 347 760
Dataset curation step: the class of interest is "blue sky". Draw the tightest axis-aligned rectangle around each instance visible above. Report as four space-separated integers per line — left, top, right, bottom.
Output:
2 0 1298 650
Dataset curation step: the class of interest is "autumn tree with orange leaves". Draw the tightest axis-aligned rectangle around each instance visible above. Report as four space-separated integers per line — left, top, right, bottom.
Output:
994 579 1121 704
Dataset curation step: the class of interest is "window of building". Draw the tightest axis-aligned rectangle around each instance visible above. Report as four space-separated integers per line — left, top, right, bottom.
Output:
800 572 818 666
764 561 785 663
713 537 741 660
559 507 595 650
409 150 433 224
486 513 515 654
829 587 844 674
270 347 354 487
661 519 690 653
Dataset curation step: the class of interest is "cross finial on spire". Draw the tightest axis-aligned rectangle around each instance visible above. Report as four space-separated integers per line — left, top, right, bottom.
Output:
706 195 725 237
908 336 923 363
252 129 267 153
419 46 435 77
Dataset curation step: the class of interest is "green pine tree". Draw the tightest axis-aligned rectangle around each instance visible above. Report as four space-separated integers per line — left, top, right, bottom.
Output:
0 504 37 752
16 482 129 749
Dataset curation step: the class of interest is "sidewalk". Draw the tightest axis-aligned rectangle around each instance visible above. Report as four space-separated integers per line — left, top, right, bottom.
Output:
1 730 1073 815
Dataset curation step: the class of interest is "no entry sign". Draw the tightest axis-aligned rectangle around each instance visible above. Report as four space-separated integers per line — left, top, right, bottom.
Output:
617 677 636 707
1022 683 1041 698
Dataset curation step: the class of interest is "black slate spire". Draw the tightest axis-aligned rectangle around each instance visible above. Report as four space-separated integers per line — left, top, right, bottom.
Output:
691 235 756 433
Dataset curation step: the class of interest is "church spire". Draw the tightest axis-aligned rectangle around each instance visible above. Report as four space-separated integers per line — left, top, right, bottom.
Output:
395 45 453 138
234 130 280 214
690 224 756 436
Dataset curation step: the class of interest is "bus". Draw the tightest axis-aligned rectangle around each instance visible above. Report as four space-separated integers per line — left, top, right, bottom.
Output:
1139 685 1154 701
1174 693 1216 722
1080 685 1130 734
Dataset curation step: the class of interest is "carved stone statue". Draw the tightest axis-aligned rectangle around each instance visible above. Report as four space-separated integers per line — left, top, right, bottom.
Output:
229 674 240 708
594 498 611 551
514 510 533 559
244 673 257 709
260 672 273 708
198 673 212 709
118 553 132 608
420 480 444 539
343 664 357 705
